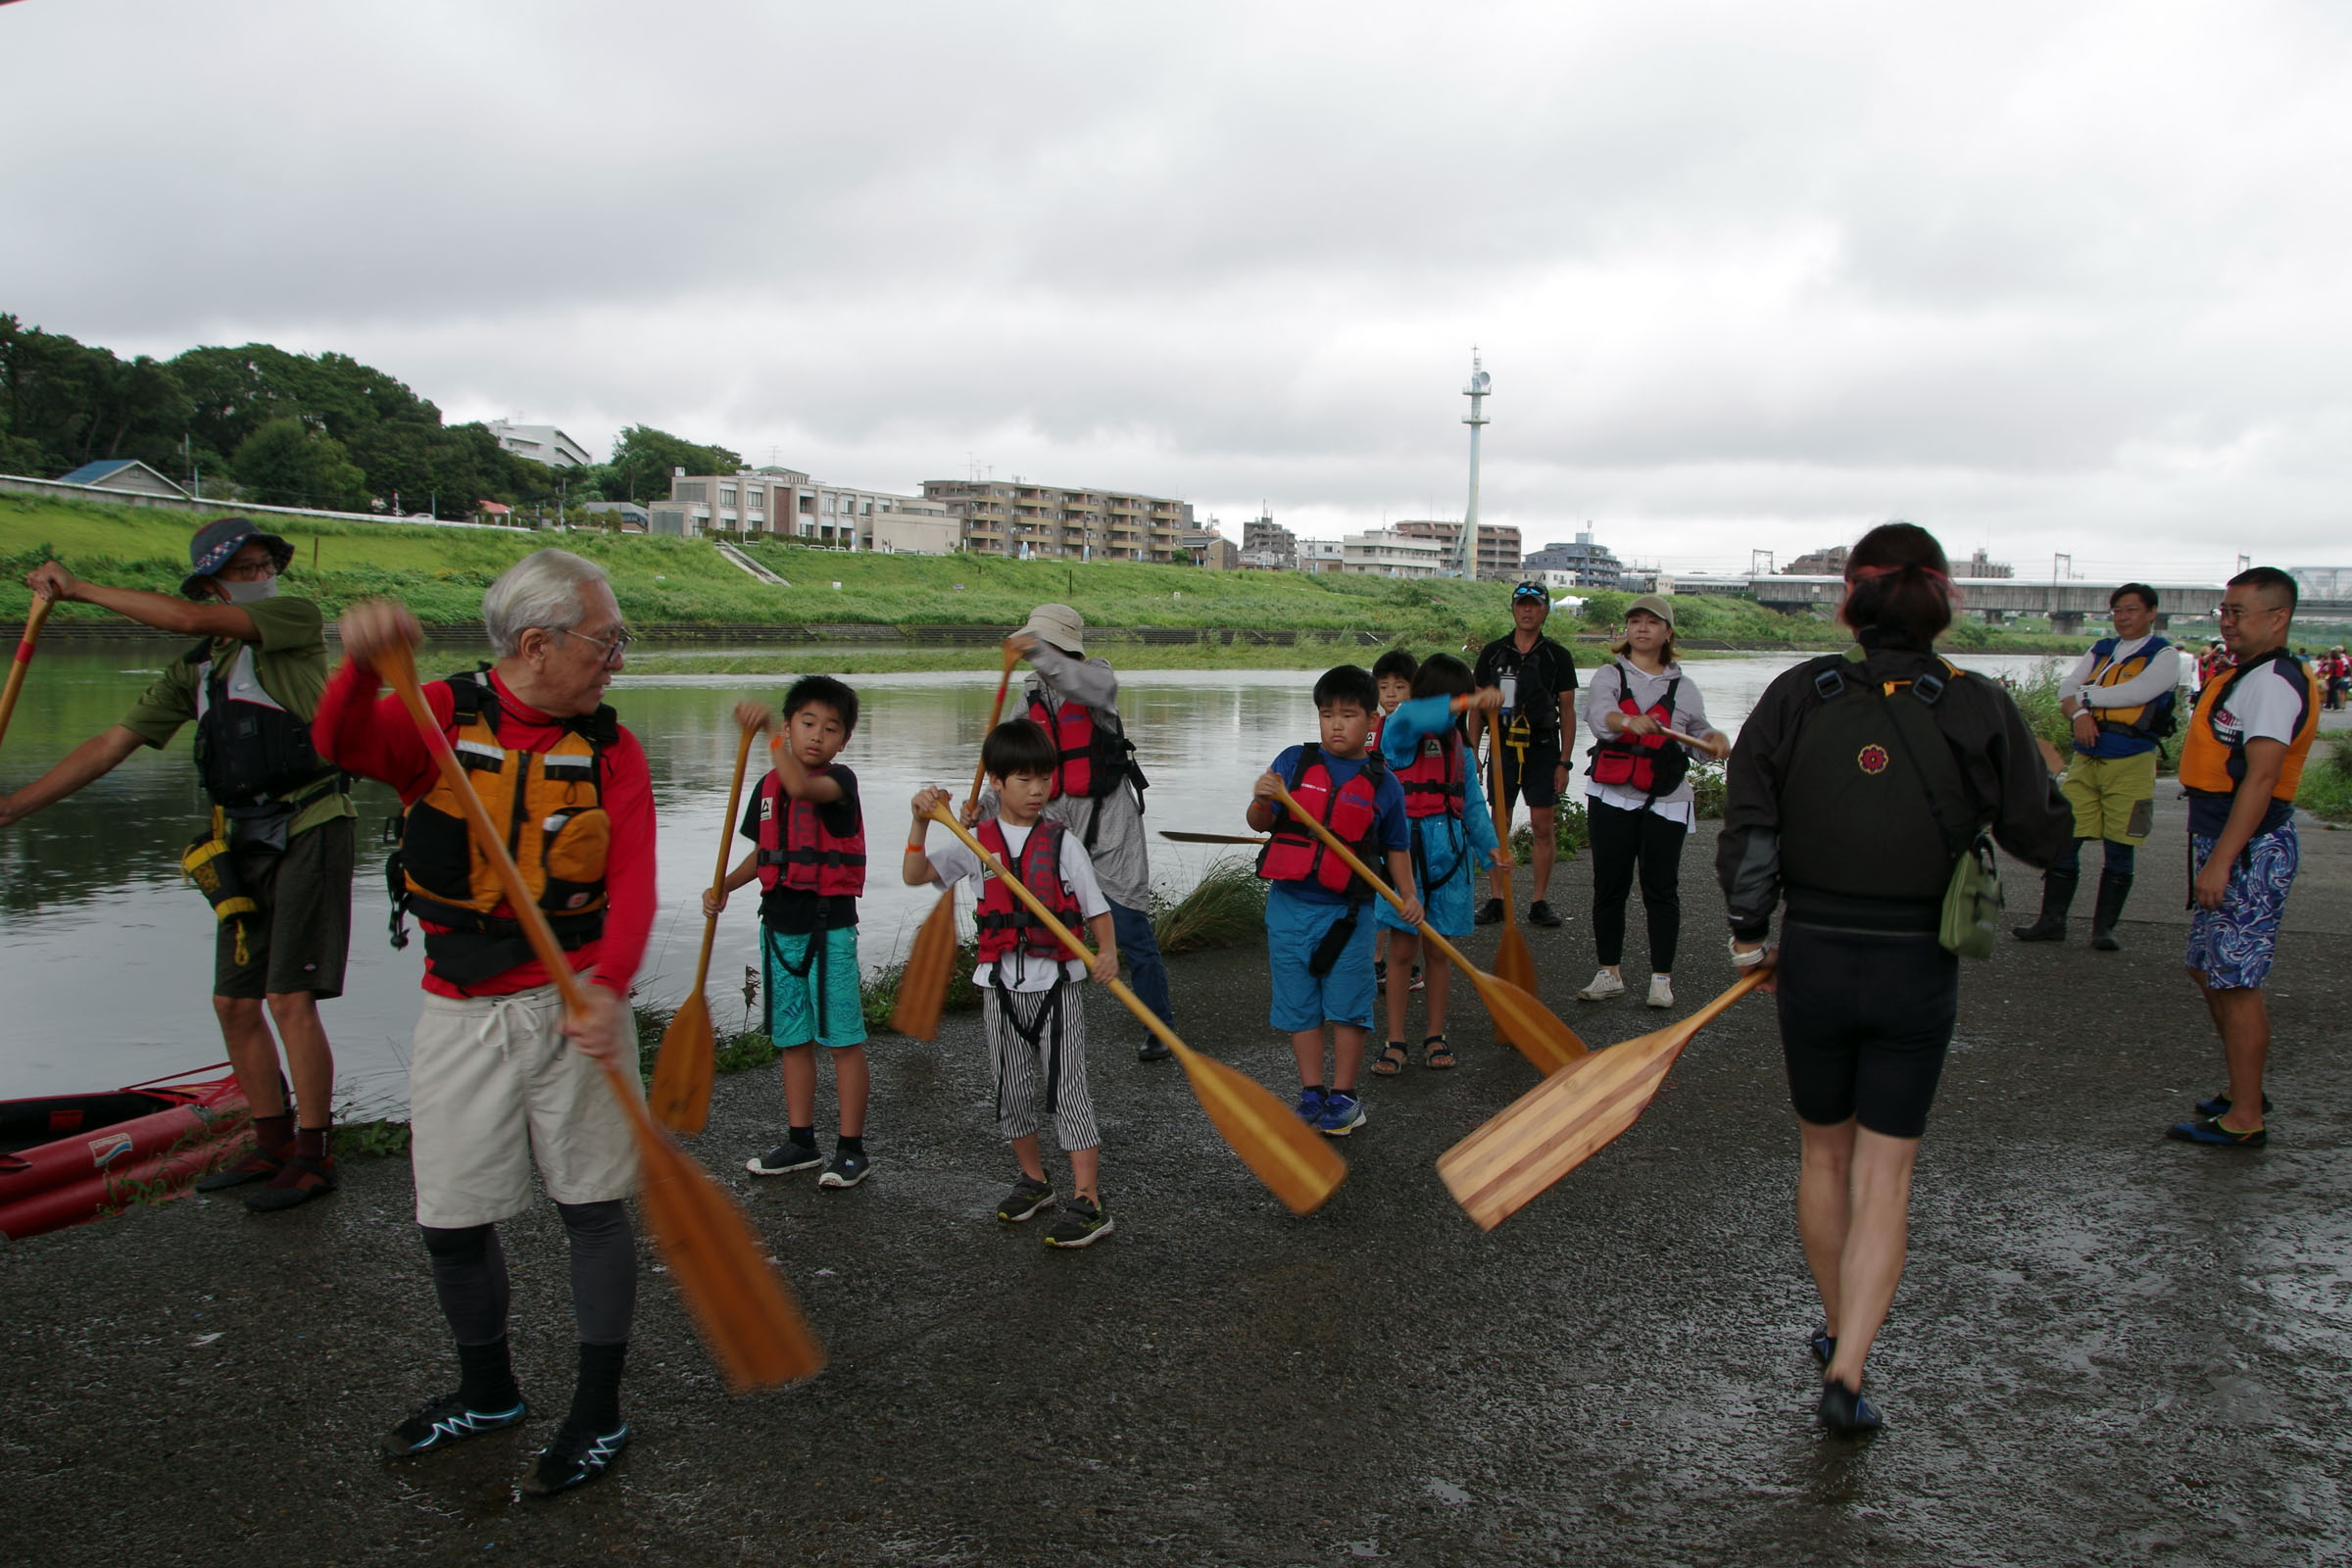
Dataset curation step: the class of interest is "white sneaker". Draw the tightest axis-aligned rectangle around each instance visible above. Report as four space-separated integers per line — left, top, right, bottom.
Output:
1577 969 1624 1002
1646 974 1674 1009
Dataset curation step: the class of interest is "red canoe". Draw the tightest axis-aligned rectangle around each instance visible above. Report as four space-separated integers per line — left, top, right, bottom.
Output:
0 1066 249 1242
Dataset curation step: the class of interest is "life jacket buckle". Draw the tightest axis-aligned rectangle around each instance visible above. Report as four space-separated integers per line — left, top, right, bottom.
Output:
1912 671 1946 706
1813 668 1845 703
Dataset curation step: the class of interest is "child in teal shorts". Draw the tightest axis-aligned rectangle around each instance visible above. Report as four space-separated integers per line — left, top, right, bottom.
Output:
706 676 872 1189
1246 665 1422 1138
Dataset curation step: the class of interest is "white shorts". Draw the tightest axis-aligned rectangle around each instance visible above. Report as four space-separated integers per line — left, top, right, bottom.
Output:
407 985 639 1229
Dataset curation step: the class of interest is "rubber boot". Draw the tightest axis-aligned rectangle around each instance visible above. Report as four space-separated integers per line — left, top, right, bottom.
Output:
2090 870 2132 952
2011 869 2078 942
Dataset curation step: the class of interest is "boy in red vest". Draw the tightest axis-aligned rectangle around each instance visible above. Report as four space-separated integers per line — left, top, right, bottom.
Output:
705 676 872 1188
1247 665 1422 1137
906 719 1121 1248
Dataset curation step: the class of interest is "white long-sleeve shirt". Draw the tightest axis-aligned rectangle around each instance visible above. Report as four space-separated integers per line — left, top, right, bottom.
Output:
2061 634 2182 710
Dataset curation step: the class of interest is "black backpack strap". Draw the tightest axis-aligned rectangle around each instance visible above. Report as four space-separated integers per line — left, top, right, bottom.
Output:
1875 683 1977 860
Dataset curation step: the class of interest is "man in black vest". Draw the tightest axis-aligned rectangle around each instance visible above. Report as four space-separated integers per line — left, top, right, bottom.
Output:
1470 582 1580 926
0 519 355 1210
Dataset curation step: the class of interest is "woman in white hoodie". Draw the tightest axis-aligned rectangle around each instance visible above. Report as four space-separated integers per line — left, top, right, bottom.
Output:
1576 595 1729 1011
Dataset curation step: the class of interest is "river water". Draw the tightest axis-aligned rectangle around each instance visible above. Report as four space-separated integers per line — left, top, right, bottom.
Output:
0 642 2059 1114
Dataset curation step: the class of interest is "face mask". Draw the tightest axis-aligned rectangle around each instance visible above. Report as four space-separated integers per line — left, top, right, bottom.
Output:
220 578 277 604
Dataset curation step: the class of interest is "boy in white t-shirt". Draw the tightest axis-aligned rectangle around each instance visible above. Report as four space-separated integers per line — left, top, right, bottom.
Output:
906 719 1120 1248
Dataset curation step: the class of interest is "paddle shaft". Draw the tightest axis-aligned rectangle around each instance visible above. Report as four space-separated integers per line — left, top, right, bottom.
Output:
689 724 760 998
0 596 55 754
965 642 1021 810
924 807 1184 1059
1159 831 1268 845
1267 781 1484 980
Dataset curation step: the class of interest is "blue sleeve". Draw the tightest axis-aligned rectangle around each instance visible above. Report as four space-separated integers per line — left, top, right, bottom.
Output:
1380 695 1456 767
1373 772 1410 851
1462 760 1499 866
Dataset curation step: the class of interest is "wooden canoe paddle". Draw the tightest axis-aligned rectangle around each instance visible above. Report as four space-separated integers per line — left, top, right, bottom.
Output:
1268 782 1584 1075
1438 970 1767 1231
892 639 1021 1039
649 715 760 1135
0 594 56 759
925 805 1347 1215
1486 733 1539 1020
379 643 824 1392
1159 830 1268 845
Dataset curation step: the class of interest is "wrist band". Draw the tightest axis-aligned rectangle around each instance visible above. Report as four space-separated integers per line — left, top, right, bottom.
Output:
1728 936 1769 968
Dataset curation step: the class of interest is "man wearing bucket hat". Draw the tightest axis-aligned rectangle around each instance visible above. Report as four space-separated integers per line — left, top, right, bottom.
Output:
1469 581 1581 927
978 603 1174 1060
0 517 356 1211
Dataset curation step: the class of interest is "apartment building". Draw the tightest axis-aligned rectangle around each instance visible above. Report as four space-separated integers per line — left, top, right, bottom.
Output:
920 478 1192 563
1180 527 1238 569
1297 539 1345 574
488 420 593 468
1341 528 1448 579
1241 514 1298 569
1388 518 1524 581
1522 530 1626 590
655 467 956 552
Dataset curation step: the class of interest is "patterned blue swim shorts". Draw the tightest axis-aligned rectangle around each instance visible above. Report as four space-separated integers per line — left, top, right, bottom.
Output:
2183 818 2299 991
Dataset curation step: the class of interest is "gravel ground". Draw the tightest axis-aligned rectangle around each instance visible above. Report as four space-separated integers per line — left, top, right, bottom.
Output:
5 798 2350 1568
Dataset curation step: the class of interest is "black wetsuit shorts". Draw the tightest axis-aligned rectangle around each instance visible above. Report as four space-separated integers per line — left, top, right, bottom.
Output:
1775 920 1959 1139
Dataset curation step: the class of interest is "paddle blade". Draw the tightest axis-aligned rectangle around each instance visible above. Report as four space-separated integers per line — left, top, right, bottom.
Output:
889 892 959 1040
630 1118 826 1390
1469 968 1584 1075
1169 1043 1346 1215
649 990 713 1136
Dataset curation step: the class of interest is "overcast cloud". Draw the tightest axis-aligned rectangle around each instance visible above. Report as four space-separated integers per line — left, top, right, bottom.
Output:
5 0 2347 576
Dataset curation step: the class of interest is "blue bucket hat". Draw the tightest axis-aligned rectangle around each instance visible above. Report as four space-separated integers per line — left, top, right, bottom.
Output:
181 517 293 599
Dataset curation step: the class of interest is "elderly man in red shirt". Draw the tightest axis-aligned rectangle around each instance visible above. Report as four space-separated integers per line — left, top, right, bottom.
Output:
314 549 655 1497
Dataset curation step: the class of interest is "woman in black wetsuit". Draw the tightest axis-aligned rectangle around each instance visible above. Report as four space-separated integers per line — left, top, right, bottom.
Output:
1715 523 2070 1433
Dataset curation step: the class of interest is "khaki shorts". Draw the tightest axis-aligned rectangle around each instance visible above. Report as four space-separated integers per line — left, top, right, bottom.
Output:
2061 749 2159 845
407 985 638 1229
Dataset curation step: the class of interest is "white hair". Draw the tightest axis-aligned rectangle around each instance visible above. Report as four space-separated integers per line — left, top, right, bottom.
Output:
481 548 610 657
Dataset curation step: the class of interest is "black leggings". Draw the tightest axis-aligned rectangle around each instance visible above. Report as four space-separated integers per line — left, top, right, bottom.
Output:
1776 922 1959 1140
1587 798 1686 972
420 1200 636 1347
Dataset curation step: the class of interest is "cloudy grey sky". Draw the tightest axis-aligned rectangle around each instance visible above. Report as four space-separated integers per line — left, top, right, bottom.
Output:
6 0 2347 576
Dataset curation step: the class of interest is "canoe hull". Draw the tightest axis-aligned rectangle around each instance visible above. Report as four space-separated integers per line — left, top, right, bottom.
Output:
0 1071 248 1242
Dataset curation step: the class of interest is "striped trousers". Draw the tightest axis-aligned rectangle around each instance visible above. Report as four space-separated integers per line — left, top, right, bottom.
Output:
981 978 1101 1151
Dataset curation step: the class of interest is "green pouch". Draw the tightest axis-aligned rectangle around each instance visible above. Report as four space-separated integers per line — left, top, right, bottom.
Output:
1937 828 2003 960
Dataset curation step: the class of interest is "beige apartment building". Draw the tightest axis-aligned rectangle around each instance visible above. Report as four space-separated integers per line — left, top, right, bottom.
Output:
920 478 1192 563
1388 518 1524 580
651 467 956 553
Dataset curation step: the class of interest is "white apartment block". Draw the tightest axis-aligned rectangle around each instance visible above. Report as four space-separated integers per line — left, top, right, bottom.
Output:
1341 528 1448 578
920 478 1192 563
489 421 593 468
653 467 956 553
1298 539 1345 574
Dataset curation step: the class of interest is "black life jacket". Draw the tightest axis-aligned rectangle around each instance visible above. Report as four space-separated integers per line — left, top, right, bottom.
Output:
1777 652 1978 909
183 639 338 808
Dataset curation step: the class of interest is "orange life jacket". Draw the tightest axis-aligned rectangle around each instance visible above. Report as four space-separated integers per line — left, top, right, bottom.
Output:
2178 649 2319 801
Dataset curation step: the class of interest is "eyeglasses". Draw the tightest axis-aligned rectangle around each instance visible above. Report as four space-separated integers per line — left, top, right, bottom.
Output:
553 626 636 665
216 554 279 581
2216 605 2284 622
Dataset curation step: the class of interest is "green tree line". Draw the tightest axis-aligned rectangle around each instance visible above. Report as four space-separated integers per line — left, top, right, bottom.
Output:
0 314 739 519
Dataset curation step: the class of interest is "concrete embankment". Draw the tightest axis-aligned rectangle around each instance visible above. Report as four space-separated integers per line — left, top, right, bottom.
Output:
4 802 2349 1567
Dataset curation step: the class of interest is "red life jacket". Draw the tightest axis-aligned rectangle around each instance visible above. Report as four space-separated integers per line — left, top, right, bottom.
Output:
1026 692 1132 801
1395 729 1465 820
974 818 1085 963
755 766 865 897
1588 669 1682 797
1255 744 1386 899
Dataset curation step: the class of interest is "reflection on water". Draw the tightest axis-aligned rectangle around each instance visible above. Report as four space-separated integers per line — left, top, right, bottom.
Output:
0 641 2060 1113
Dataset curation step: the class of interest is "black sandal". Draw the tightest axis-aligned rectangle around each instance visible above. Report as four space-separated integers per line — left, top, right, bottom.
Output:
1373 1041 1410 1076
1423 1034 1456 1070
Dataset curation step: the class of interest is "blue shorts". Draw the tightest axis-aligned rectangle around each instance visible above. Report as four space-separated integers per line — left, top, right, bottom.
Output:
1267 884 1378 1032
762 925 868 1049
1375 815 1481 937
2184 819 2298 992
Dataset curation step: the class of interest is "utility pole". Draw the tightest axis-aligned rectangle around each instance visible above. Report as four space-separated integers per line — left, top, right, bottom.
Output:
2051 553 2072 618
1451 350 1489 578
1750 548 1775 578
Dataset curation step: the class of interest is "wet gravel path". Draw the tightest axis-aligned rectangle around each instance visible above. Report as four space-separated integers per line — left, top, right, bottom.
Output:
6 803 2350 1567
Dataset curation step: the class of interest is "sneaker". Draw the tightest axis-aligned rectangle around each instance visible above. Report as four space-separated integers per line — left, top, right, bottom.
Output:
1474 898 1504 926
1295 1085 1328 1125
1317 1092 1367 1137
817 1148 870 1189
746 1141 822 1176
195 1148 283 1193
1646 975 1674 1009
2195 1090 2274 1118
1136 1037 1172 1062
1818 1380 1883 1434
1528 901 1564 928
382 1392 528 1458
2166 1116 2267 1148
1808 1327 1837 1366
242 1153 336 1212
997 1175 1055 1222
1408 964 1424 993
1577 969 1625 1002
1042 1197 1115 1249
520 1418 629 1496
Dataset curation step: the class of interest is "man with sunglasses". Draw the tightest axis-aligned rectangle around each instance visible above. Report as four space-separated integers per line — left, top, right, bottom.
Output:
1 517 356 1212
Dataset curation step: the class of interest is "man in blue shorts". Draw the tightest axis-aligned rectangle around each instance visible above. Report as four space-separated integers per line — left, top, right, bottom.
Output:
2169 567 2322 1148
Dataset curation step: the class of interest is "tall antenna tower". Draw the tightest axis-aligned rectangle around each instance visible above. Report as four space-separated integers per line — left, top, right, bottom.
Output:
1450 349 1490 577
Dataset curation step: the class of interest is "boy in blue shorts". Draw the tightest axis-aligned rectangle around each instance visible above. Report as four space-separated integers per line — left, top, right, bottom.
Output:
705 676 873 1188
1247 665 1421 1137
